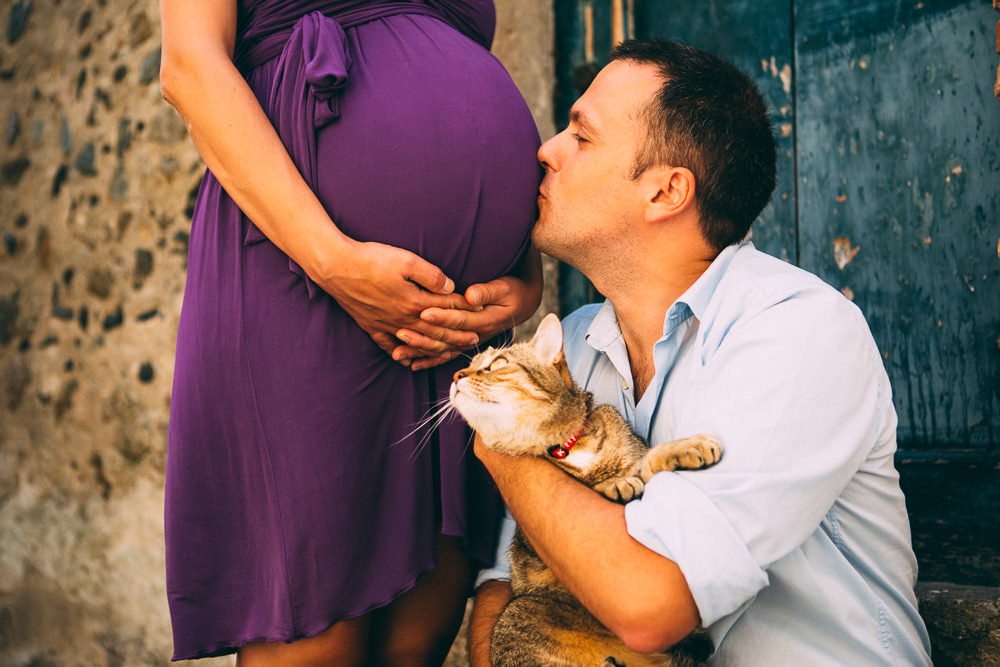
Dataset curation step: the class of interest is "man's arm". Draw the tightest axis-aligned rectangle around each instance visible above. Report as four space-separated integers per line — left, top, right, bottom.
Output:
474 438 700 654
469 580 513 667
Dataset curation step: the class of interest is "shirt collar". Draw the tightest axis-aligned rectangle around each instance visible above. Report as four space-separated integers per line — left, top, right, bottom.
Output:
584 299 622 351
673 241 745 324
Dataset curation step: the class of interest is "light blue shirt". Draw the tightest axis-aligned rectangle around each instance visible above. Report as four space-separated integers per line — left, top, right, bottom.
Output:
480 242 932 665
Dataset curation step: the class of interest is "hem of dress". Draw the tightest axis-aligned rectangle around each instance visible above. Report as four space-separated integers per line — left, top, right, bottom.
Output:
171 557 440 661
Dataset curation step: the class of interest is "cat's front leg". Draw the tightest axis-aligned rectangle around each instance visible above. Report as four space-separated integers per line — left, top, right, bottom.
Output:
640 435 722 482
592 475 645 503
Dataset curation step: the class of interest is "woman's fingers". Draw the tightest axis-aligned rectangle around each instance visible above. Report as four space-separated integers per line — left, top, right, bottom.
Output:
409 355 457 371
317 242 454 331
388 341 458 372
395 327 477 355
399 251 456 296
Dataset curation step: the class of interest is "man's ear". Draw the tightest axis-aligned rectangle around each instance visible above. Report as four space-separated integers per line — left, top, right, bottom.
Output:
644 166 695 224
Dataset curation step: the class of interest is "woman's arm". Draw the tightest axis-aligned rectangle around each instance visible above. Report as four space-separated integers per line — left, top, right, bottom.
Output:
159 0 478 356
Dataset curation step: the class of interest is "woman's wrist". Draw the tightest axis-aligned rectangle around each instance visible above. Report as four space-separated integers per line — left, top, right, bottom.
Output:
302 224 356 287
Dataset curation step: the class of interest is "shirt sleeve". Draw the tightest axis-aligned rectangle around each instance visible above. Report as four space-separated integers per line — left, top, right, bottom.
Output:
625 290 893 629
424 0 496 49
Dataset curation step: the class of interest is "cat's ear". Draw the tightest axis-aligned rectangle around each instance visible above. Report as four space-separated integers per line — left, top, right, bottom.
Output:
531 313 565 366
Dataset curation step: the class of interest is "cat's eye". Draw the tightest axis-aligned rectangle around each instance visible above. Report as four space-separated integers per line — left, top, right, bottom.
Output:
488 357 509 371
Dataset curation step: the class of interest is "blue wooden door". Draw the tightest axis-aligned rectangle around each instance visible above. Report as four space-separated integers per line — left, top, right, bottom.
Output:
555 0 1000 584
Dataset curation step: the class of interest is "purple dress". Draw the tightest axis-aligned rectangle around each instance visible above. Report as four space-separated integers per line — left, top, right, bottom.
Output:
164 0 540 658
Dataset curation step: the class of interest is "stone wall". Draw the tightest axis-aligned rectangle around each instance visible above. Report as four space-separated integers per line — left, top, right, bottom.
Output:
917 583 1000 667
0 0 554 665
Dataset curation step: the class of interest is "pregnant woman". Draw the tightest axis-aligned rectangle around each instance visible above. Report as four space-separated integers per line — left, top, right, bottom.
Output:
158 0 541 663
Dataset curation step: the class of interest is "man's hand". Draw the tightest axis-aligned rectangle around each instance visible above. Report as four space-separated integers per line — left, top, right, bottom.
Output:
469 579 513 667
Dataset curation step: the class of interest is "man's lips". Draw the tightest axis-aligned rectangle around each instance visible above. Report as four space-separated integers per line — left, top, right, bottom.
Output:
537 177 551 201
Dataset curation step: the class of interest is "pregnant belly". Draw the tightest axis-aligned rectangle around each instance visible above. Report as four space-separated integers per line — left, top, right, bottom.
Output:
312 15 541 288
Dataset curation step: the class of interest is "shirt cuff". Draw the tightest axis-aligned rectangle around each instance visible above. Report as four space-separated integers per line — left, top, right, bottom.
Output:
624 471 769 627
474 510 517 589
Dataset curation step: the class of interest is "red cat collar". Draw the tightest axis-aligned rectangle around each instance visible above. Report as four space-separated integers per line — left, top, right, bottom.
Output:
547 414 589 459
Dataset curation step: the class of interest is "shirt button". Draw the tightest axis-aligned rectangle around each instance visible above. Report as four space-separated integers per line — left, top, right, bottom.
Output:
621 378 629 391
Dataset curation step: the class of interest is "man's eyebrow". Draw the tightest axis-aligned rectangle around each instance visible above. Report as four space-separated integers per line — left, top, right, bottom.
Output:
569 108 598 134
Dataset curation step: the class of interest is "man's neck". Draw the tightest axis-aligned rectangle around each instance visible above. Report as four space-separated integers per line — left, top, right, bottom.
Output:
607 255 714 401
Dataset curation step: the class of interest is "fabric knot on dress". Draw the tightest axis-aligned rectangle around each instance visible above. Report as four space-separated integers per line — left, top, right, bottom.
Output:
299 11 352 127
245 11 357 297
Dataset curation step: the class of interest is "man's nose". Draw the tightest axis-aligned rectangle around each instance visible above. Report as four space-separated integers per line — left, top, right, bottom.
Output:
537 134 561 173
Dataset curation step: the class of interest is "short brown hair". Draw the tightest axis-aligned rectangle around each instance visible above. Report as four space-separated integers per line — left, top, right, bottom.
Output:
611 39 777 251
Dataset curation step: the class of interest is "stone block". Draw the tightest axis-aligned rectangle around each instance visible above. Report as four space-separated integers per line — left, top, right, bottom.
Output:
917 582 1000 666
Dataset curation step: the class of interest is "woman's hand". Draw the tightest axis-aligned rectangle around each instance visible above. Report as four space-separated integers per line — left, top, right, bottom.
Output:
392 248 544 371
312 239 484 361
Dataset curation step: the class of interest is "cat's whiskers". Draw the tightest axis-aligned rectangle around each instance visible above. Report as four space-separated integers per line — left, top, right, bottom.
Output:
459 428 477 460
393 396 458 462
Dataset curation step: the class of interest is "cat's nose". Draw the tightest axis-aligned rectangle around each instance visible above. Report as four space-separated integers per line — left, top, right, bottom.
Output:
453 369 468 382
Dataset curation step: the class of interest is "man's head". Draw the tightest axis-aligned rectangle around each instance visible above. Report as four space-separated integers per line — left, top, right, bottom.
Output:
612 39 776 251
532 39 776 272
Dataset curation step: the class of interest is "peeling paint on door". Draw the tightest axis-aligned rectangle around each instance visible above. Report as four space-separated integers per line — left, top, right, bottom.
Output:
833 237 861 270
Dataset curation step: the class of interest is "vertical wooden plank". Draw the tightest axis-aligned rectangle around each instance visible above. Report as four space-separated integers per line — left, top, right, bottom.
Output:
794 0 1000 451
554 0 607 312
635 0 798 263
612 0 625 45
554 0 620 126
555 0 636 313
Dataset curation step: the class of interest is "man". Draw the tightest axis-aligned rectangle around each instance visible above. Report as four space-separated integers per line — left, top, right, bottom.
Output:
467 39 932 665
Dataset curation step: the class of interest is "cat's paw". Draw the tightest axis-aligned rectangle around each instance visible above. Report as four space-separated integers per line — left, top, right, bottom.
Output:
641 435 723 480
593 475 645 503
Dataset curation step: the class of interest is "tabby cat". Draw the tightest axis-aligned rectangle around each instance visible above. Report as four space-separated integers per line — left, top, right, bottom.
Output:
450 313 722 667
